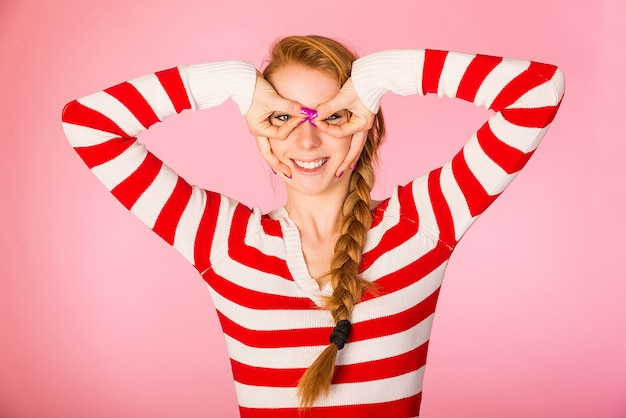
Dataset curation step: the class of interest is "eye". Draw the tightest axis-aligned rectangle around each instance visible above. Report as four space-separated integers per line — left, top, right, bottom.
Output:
324 112 346 125
269 113 291 126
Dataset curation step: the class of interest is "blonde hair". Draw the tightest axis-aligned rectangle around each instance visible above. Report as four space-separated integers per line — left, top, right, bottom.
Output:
263 35 386 408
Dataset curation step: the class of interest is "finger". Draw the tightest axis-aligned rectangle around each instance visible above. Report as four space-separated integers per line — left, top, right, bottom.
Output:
251 114 301 140
315 120 363 138
255 136 292 178
274 115 303 140
316 81 355 120
335 130 368 178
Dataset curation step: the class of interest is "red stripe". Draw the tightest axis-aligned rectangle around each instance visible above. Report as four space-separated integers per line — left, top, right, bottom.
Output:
111 152 162 209
427 168 456 246
477 123 533 174
261 216 283 238
104 81 160 128
370 198 390 229
333 341 428 384
193 190 222 273
218 286 439 350
354 288 439 342
422 50 448 95
451 148 497 218
490 61 558 111
217 311 328 349
360 184 418 274
501 105 560 128
62 100 127 137
228 206 291 278
231 341 428 388
239 393 421 418
371 244 449 305
230 358 302 387
206 272 316 311
152 177 192 245
456 54 502 102
74 138 134 168
155 68 191 113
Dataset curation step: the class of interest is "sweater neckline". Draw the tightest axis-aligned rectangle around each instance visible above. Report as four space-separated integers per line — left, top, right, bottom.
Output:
269 206 333 307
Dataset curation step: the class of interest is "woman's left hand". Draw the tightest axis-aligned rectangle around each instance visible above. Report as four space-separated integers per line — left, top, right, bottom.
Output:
315 78 374 177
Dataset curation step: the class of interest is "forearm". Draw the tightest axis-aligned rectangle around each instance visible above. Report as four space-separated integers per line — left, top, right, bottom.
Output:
351 48 565 244
60 60 257 267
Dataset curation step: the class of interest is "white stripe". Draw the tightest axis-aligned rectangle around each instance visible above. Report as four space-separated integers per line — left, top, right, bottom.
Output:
340 315 434 366
78 91 146 138
510 80 562 109
362 227 443 287
234 366 425 409
411 175 440 239
130 164 179 228
211 250 310 299
223 312 434 369
358 262 446 325
439 161 476 241
463 133 512 196
211 202 319 300
209 242 445 334
91 142 147 191
474 57 530 109
128 73 177 121
210 194 239 262
438 52 475 98
208 284 327 332
173 185 207 265
244 214 287 260
364 189 401 253
62 123 118 147
489 112 547 153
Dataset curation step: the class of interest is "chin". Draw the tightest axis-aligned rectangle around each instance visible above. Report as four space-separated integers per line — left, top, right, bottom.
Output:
288 175 347 199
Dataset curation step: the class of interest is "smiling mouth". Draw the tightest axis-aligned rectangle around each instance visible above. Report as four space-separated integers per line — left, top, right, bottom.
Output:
292 158 328 170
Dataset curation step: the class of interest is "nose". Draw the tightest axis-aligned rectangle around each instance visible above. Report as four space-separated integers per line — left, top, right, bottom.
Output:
292 120 321 150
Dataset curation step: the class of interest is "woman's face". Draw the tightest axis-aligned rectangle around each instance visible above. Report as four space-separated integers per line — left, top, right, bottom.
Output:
267 64 352 198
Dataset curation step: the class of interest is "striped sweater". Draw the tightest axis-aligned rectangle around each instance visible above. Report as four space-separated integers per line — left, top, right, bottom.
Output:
61 49 565 417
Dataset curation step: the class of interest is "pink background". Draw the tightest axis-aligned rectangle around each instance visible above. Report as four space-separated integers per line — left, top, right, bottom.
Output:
1 0 625 417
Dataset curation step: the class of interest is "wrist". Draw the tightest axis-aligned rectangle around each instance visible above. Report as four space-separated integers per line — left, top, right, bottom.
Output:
351 49 425 113
180 60 257 114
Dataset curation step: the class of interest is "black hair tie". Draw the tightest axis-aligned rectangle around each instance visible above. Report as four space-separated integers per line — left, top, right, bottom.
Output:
329 320 352 350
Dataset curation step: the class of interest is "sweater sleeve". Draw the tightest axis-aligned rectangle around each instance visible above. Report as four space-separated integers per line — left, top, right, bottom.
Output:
61 60 257 271
352 49 565 247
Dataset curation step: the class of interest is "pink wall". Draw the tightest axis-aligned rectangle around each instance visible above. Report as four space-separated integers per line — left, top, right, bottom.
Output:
1 0 625 416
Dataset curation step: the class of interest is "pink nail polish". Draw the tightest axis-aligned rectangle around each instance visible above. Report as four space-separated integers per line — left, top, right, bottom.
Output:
337 171 344 179
283 173 292 179
271 168 277 174
300 107 318 126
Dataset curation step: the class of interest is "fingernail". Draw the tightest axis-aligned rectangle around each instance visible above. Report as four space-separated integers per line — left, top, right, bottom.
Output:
271 168 277 175
300 107 318 126
337 171 344 179
352 161 358 171
283 173 292 179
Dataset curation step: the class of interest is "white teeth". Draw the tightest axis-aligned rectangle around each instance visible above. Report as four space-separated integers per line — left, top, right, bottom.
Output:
293 158 327 169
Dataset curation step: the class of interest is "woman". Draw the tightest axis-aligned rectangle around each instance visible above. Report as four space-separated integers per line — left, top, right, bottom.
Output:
62 35 565 417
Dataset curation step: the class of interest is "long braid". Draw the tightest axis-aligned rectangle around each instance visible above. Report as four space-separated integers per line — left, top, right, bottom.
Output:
262 35 386 409
296 126 382 408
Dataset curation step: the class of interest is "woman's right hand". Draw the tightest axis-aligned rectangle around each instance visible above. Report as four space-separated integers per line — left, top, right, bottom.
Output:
245 72 303 177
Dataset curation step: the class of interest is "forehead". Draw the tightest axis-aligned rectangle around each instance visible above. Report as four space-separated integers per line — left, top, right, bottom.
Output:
268 65 341 109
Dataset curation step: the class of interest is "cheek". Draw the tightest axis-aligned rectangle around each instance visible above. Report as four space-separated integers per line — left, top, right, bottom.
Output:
323 134 352 157
268 139 286 158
